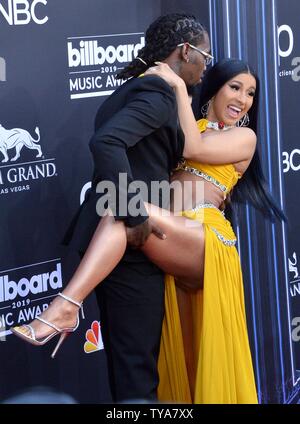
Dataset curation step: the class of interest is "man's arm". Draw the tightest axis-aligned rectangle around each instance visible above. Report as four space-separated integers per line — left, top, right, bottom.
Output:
89 77 175 228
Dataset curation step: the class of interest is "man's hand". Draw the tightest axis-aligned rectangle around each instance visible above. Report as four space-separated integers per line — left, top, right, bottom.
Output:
126 219 166 249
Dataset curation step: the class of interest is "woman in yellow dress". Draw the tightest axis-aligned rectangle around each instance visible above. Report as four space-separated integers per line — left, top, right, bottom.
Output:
11 59 285 403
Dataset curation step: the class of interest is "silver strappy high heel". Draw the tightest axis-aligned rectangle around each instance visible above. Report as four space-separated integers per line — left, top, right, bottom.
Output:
10 293 85 359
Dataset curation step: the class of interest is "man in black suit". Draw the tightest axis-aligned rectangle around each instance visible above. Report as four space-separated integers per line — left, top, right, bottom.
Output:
64 13 210 402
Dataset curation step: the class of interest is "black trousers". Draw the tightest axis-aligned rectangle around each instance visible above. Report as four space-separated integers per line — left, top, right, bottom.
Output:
94 260 165 402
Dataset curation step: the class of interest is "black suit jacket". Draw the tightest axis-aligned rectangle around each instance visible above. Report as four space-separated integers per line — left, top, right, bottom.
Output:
63 75 184 262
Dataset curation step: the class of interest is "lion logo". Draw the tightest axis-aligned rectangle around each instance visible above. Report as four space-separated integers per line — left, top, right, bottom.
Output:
0 124 42 163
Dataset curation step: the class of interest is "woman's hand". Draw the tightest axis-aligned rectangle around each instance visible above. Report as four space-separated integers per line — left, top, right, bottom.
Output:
145 62 185 90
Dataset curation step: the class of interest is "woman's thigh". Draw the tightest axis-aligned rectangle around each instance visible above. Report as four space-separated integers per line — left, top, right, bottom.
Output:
141 203 205 282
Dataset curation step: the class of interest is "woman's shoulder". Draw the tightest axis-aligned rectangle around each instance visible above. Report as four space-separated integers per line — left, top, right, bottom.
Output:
215 126 257 149
229 126 256 140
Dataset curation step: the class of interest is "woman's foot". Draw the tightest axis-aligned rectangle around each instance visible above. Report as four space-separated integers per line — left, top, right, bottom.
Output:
13 295 81 341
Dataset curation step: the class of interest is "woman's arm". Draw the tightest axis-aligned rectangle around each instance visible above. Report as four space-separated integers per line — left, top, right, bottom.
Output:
145 63 257 165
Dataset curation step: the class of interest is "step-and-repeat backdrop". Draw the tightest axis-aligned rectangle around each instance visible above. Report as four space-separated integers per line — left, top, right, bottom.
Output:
0 0 299 403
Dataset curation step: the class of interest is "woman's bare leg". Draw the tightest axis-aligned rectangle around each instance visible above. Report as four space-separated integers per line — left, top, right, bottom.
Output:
141 203 204 284
15 213 127 338
15 203 204 339
61 214 126 303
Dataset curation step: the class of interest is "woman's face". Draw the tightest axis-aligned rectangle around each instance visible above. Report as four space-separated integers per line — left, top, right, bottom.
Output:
207 72 257 126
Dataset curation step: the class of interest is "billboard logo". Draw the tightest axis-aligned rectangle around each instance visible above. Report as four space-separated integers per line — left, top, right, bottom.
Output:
282 149 300 173
67 33 145 100
0 124 42 163
278 25 294 58
278 24 300 82
84 321 104 353
0 262 63 302
289 252 299 280
68 38 145 68
0 0 48 25
0 57 6 81
0 259 63 338
289 252 300 298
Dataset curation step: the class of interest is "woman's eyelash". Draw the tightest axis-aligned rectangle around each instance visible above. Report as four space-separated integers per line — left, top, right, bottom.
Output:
230 84 255 97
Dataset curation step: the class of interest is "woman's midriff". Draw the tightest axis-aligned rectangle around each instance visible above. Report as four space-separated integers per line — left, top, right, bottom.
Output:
170 169 225 213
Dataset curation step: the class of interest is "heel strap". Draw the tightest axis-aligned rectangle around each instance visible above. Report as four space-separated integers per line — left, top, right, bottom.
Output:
58 293 82 309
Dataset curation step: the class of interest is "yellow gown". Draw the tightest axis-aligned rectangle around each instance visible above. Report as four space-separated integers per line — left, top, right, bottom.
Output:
157 119 258 404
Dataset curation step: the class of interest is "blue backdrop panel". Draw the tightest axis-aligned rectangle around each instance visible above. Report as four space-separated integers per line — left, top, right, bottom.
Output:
208 0 300 404
0 0 162 403
0 0 299 404
278 0 300 397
